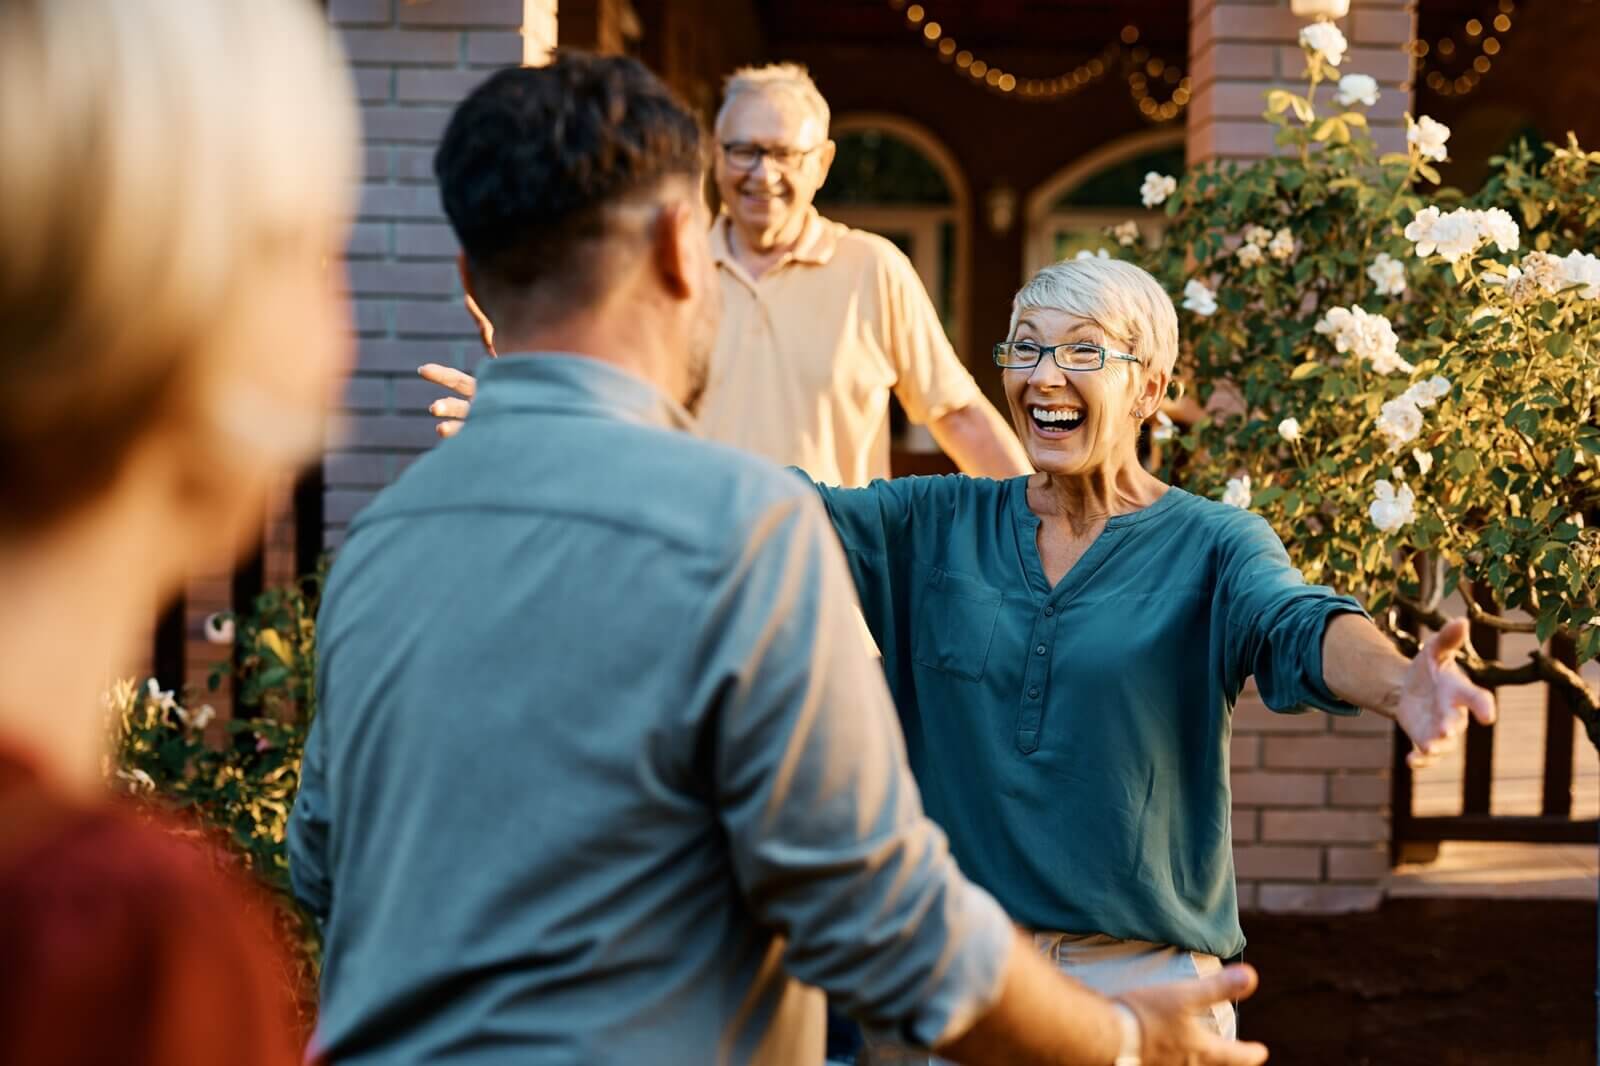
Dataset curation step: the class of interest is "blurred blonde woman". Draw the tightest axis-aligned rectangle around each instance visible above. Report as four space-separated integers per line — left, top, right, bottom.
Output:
0 1 355 1062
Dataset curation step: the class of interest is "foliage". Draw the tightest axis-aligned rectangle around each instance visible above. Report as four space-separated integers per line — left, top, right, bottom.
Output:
108 569 323 1023
1120 29 1600 747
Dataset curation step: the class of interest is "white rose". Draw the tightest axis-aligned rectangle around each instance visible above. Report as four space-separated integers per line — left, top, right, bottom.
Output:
1268 227 1297 262
1377 397 1425 450
1112 220 1141 247
1369 479 1417 533
1316 305 1413 374
1413 448 1434 476
1560 251 1600 299
1299 21 1348 68
1237 242 1264 268
1431 210 1483 263
1152 410 1176 442
1476 207 1520 254
1335 73 1379 107
1366 252 1407 296
1403 206 1441 255
1407 206 1480 263
144 678 178 715
1141 171 1178 209
190 704 217 731
1222 475 1253 509
1278 417 1302 443
1182 278 1218 316
1244 225 1274 248
1074 247 1111 260
1407 114 1451 162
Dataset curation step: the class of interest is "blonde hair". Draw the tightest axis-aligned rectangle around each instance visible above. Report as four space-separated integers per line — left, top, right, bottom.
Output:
1008 256 1180 377
715 63 831 139
0 0 356 534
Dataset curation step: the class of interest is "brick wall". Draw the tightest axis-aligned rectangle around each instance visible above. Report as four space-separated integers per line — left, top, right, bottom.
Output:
327 0 552 546
1187 0 1417 164
1230 681 1395 913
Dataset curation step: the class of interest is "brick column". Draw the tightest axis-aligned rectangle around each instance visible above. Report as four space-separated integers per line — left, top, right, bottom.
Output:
328 0 555 546
1183 0 1414 915
1187 0 1416 164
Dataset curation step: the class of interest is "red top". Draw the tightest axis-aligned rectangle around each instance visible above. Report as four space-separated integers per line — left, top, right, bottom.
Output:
0 750 304 1066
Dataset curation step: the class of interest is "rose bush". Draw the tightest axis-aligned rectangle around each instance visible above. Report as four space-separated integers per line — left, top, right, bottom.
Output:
1123 20 1600 747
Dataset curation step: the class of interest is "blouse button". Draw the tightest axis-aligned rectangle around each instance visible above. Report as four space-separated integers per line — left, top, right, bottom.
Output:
1028 687 1040 699
1044 606 1055 616
1035 644 1046 655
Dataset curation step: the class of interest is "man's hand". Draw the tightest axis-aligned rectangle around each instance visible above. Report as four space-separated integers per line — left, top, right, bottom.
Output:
936 931 1267 1066
417 363 479 439
1120 965 1268 1065
416 293 496 439
1395 617 1497 770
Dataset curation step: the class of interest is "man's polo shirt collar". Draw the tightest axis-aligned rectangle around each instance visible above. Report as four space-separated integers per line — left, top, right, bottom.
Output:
470 352 696 435
711 208 839 284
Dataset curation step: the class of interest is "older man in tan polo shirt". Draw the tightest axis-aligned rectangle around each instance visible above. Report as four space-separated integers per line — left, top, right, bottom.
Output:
423 64 1027 488
702 63 1027 485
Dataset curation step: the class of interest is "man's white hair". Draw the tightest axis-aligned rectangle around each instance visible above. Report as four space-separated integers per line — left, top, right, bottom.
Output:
715 63 830 139
1008 257 1180 377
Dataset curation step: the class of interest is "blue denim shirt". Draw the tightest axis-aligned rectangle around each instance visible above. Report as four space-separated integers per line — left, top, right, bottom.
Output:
809 474 1368 959
287 355 1011 1065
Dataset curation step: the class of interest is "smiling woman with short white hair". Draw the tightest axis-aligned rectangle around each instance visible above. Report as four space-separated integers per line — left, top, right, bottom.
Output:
806 254 1495 1043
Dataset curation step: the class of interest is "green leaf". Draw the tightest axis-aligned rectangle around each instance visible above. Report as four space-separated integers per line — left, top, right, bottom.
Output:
1418 163 1442 185
1453 450 1479 475
1341 111 1369 128
1266 89 1298 115
1546 333 1575 358
1290 361 1323 380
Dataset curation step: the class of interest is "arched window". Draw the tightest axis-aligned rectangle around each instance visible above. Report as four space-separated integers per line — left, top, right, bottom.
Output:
816 115 969 355
1024 129 1185 277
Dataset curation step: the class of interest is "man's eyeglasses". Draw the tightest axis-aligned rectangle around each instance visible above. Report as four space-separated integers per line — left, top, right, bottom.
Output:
993 340 1146 372
720 141 821 171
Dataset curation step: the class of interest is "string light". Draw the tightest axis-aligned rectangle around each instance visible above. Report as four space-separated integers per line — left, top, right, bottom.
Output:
1413 1 1514 98
887 3 1186 120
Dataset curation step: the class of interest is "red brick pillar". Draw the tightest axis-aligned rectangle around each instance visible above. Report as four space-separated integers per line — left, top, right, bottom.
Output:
327 0 554 546
1188 0 1417 164
1185 0 1416 914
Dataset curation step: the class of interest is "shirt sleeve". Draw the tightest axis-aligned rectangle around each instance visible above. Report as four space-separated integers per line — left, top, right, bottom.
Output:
787 469 923 668
874 241 983 426
694 488 1012 1048
1217 511 1370 716
287 705 333 922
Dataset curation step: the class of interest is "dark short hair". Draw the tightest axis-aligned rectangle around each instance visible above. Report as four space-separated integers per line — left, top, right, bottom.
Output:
435 52 704 303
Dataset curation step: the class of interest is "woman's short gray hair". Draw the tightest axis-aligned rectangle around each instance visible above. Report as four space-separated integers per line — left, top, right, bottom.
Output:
715 63 830 138
1008 257 1180 377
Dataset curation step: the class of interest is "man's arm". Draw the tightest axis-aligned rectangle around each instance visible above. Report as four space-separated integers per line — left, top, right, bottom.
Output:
929 397 1032 478
702 491 1264 1065
1322 613 1496 770
285 708 333 921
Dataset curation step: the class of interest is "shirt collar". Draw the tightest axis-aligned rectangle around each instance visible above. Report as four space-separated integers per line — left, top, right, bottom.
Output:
470 353 696 435
711 207 838 273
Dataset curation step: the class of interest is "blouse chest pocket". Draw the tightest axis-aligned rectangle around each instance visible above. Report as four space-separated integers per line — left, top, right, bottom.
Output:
912 566 1003 682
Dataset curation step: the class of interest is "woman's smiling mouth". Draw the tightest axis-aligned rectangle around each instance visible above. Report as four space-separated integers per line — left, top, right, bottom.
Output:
1030 406 1085 437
